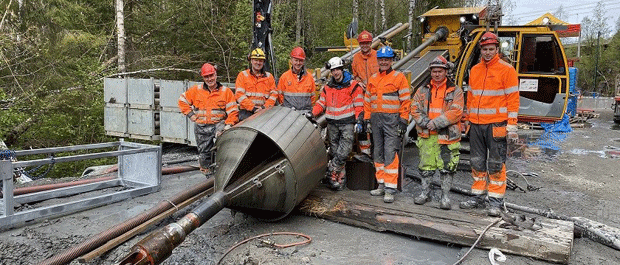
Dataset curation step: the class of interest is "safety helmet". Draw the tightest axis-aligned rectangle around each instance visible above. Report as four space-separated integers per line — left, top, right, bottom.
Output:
326 57 344 70
428 56 452 70
290 47 306 60
200 63 216 77
479 32 499 46
249 48 267 60
357 30 373 43
376 46 395 58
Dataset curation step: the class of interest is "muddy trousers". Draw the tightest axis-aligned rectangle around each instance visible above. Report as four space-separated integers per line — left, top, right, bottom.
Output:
469 123 508 206
327 123 355 171
195 122 225 170
370 113 401 189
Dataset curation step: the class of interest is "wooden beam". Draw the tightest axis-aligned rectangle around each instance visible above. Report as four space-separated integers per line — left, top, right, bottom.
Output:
298 188 573 264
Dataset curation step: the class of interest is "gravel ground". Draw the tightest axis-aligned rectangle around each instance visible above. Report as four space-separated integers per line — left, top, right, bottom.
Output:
1 110 619 265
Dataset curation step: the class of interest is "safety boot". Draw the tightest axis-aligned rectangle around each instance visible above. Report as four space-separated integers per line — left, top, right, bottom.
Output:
370 183 385 196
439 173 453 210
383 188 396 203
487 197 504 217
336 169 346 191
459 195 485 209
414 170 434 205
329 170 340 190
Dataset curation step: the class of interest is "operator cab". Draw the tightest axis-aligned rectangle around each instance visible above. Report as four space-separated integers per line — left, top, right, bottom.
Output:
457 27 570 122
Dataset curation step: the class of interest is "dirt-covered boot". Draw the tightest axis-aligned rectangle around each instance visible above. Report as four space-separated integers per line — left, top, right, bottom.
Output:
487 197 504 217
439 173 454 210
414 170 434 205
459 195 485 209
383 188 396 203
336 168 346 191
329 170 340 190
370 183 385 196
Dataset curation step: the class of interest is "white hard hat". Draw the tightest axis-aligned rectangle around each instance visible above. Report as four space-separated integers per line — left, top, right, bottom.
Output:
326 57 344 70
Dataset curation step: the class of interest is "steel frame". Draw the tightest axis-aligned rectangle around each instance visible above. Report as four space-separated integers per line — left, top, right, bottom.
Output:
0 140 161 230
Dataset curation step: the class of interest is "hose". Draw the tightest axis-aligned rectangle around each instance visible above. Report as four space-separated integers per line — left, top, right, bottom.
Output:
216 232 312 265
37 178 215 265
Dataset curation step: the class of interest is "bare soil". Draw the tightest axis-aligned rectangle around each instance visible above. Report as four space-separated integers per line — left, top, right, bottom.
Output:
1 110 619 265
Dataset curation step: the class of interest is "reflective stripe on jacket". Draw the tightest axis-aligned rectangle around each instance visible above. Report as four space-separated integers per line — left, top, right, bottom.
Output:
351 49 379 86
364 69 411 121
467 54 519 125
411 78 464 144
235 69 277 111
277 69 316 111
178 83 239 125
312 77 363 124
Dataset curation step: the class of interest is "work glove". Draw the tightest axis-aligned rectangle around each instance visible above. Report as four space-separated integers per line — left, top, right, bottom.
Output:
398 119 408 136
355 122 364 134
426 120 437 131
365 120 372 134
224 124 232 131
189 115 197 122
507 124 519 143
252 106 265 113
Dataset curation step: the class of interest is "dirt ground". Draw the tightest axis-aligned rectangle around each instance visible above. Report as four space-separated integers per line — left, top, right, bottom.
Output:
1 110 620 265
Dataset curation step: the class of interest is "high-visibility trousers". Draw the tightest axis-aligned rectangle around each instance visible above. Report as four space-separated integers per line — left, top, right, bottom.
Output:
469 122 507 199
370 112 401 189
417 135 460 173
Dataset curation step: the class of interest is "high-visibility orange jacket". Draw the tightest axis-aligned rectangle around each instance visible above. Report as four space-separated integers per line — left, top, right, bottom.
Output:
351 50 379 86
312 72 363 124
235 69 277 111
411 78 464 144
364 68 411 121
467 54 519 125
178 82 238 125
277 68 316 111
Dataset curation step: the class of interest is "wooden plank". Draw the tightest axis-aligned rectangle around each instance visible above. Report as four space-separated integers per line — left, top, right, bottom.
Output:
298 188 573 264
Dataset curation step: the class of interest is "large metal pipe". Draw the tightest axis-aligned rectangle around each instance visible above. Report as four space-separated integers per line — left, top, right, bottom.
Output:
392 27 449 70
319 23 410 79
117 107 328 265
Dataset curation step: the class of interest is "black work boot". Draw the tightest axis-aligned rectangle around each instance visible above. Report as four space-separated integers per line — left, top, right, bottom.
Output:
487 197 504 217
414 170 434 205
459 195 485 209
439 173 453 210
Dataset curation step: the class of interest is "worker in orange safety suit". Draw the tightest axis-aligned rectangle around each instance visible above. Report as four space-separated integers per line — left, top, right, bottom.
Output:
459 32 520 217
235 48 277 121
277 47 316 112
178 63 239 175
310 57 364 190
351 30 379 161
364 46 411 203
410 56 463 210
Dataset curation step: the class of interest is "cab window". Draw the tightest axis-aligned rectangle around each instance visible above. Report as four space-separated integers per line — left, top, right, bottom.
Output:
519 34 566 74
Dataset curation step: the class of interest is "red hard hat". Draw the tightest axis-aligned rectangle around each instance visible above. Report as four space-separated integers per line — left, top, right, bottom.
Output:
290 47 306 60
357 30 373 43
200 63 216 77
479 32 499 46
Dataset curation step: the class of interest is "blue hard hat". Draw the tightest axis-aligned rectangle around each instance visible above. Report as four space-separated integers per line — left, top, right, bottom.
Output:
376 46 395 58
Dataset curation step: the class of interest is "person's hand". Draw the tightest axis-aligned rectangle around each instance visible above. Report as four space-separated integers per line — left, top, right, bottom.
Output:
507 124 518 143
303 112 315 122
252 106 265 113
365 120 372 134
224 124 232 131
398 119 408 136
190 115 197 122
427 120 436 131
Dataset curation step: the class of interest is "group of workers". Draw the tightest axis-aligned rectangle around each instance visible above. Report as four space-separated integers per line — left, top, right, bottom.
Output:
178 30 519 217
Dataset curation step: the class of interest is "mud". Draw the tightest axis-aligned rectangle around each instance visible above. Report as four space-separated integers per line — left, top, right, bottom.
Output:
1 110 620 265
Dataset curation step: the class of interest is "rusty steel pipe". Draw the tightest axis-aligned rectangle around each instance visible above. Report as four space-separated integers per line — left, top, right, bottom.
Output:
2 165 197 198
37 178 215 265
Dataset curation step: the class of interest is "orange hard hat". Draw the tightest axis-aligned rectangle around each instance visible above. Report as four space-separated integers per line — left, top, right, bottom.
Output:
479 32 499 46
429 55 451 69
290 47 306 60
200 63 216 77
357 30 373 43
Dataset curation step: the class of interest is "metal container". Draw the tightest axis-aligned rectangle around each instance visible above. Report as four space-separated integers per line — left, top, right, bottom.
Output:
214 106 327 220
